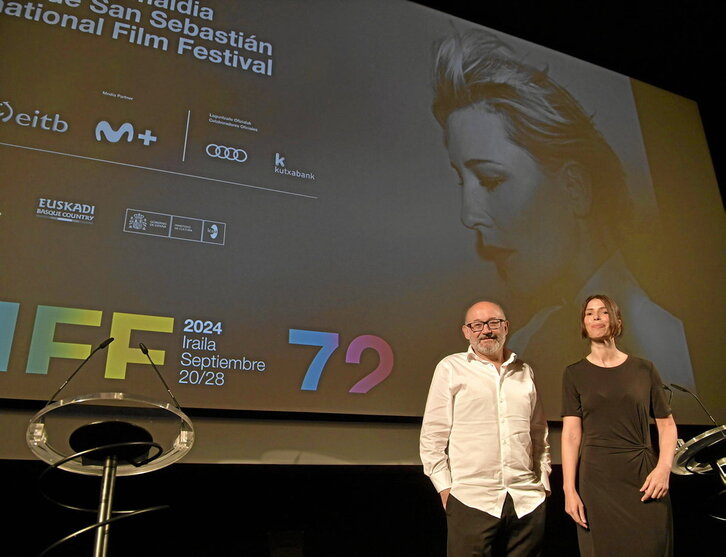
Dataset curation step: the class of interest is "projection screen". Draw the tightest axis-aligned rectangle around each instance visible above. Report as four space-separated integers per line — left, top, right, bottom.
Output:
1 0 723 433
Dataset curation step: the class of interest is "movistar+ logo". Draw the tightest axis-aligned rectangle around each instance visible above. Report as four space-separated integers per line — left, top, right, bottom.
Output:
95 121 157 146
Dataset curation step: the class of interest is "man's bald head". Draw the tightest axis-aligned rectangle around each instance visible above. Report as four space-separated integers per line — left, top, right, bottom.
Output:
464 301 506 325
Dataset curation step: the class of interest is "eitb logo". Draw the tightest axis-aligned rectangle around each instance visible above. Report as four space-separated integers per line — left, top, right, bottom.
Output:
0 100 69 133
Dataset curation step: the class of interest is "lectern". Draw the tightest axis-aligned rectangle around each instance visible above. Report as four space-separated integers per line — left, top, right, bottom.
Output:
672 424 726 522
27 392 194 556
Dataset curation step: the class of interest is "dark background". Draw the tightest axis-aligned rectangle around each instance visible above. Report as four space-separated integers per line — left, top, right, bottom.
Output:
4 424 724 556
4 2 724 555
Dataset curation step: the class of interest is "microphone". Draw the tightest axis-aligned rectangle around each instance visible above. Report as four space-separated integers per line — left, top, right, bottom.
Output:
139 343 181 408
671 383 720 427
97 337 114 349
45 337 115 405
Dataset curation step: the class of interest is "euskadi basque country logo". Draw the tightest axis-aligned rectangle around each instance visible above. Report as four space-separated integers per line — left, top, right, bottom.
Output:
206 143 248 162
35 198 96 224
0 100 69 133
95 120 157 146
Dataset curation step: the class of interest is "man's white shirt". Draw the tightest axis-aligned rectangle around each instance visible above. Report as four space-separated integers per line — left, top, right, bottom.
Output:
420 347 551 518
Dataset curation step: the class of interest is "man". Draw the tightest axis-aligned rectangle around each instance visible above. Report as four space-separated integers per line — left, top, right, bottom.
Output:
420 301 550 557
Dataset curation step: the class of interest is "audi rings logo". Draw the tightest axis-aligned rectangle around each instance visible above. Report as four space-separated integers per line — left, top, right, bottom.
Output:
206 143 248 163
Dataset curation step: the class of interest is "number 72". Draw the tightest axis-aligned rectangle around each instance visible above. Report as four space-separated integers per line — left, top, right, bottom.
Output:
288 329 394 393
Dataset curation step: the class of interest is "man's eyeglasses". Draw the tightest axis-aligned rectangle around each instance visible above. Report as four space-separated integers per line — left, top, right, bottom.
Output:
465 319 507 332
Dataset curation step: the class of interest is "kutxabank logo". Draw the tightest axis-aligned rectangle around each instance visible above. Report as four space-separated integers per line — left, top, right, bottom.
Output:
273 152 315 180
0 100 69 132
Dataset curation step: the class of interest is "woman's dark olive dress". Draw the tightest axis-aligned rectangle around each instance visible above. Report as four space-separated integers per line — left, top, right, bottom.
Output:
562 356 673 557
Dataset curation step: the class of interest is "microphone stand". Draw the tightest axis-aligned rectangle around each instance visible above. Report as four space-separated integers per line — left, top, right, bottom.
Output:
139 343 181 409
45 338 114 406
671 383 720 427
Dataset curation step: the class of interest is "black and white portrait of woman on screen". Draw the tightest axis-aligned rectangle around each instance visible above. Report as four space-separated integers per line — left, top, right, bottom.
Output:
430 29 694 399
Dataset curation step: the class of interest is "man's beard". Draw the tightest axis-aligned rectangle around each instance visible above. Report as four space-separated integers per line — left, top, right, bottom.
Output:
473 333 503 356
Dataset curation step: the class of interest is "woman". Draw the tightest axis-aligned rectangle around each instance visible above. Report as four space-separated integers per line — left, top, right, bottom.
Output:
431 29 694 398
561 294 677 556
